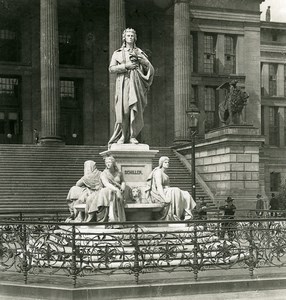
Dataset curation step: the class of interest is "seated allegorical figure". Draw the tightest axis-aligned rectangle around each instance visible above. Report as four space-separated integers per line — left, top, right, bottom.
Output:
145 156 196 221
66 160 102 222
85 156 132 223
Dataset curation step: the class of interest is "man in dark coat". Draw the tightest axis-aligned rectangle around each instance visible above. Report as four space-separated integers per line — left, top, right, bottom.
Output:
269 193 279 217
219 196 236 240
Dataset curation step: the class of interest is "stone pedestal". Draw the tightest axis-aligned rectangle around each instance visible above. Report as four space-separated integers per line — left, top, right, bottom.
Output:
100 144 158 200
192 125 265 212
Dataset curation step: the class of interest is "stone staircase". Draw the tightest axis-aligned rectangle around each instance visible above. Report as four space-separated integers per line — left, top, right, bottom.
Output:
0 144 212 213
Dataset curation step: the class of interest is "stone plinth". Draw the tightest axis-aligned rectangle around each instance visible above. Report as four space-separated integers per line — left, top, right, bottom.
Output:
182 125 265 212
100 144 158 198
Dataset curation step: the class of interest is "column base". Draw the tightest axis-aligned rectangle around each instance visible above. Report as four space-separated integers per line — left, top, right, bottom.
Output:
40 136 65 145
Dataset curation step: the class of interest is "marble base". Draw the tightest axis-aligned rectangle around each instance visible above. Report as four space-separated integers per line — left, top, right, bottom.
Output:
100 144 158 196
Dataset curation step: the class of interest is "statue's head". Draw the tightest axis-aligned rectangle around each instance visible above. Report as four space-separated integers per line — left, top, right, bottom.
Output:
84 160 96 175
122 28 137 46
159 156 169 168
104 156 119 171
132 187 142 203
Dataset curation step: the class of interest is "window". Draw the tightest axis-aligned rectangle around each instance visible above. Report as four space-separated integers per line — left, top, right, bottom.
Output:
261 106 264 135
0 112 4 134
270 172 281 192
204 87 218 132
0 77 18 95
60 80 75 99
8 112 18 135
204 34 216 73
191 85 198 106
59 28 81 65
0 77 19 104
272 31 278 42
224 35 236 74
269 106 279 146
60 80 77 107
261 63 265 96
0 28 20 62
60 78 82 145
284 109 286 145
191 32 198 72
284 65 286 97
269 64 277 96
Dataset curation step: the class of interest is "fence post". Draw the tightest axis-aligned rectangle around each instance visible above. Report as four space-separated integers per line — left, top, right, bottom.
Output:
133 224 140 284
22 223 28 284
193 222 199 281
71 224 77 287
248 221 255 278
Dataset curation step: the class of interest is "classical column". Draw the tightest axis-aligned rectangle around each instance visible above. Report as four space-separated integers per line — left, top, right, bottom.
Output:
236 35 244 74
278 107 284 147
174 0 191 142
216 34 224 74
40 0 61 143
277 64 284 97
261 62 269 96
109 0 126 132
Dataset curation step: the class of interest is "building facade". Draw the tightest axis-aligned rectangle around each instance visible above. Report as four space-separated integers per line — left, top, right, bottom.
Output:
1 0 285 196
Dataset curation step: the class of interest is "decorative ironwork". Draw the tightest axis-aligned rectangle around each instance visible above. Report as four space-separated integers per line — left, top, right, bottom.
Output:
0 217 286 287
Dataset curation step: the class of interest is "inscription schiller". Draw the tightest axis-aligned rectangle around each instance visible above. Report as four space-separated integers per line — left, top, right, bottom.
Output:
121 165 146 183
125 170 143 175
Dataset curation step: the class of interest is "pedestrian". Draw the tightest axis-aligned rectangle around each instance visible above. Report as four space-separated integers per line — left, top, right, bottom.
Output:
255 193 264 217
219 196 236 240
193 196 208 230
193 197 207 220
269 193 279 217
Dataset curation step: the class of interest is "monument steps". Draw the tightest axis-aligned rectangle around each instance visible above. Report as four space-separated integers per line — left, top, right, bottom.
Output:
0 144 212 213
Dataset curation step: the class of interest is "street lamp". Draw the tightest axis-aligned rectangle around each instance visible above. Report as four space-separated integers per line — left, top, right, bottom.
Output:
186 104 200 202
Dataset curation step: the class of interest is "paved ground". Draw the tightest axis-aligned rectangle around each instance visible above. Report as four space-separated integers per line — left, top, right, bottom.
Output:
125 289 286 300
0 266 286 299
0 289 286 300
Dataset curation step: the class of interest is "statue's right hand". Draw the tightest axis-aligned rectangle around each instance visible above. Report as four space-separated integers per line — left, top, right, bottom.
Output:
115 188 122 199
125 61 137 70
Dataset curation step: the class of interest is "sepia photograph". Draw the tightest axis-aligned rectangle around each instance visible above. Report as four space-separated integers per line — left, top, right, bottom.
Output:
0 0 286 299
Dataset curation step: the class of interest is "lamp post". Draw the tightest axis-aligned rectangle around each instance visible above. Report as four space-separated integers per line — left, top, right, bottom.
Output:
186 104 200 202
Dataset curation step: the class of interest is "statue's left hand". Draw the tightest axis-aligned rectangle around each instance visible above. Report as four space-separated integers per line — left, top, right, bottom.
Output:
137 55 149 66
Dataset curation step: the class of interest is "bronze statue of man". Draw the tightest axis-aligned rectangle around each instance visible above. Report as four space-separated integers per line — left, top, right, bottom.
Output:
108 28 154 145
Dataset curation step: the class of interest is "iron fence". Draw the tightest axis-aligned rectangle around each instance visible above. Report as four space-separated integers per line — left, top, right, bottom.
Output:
0 213 286 287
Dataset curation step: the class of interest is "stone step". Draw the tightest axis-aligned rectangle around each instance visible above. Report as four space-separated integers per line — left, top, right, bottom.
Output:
0 145 212 212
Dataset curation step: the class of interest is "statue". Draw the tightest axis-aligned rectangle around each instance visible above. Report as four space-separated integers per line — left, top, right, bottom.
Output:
131 186 143 204
266 6 271 22
66 160 102 222
85 156 132 223
218 80 249 125
145 156 196 221
108 28 154 145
